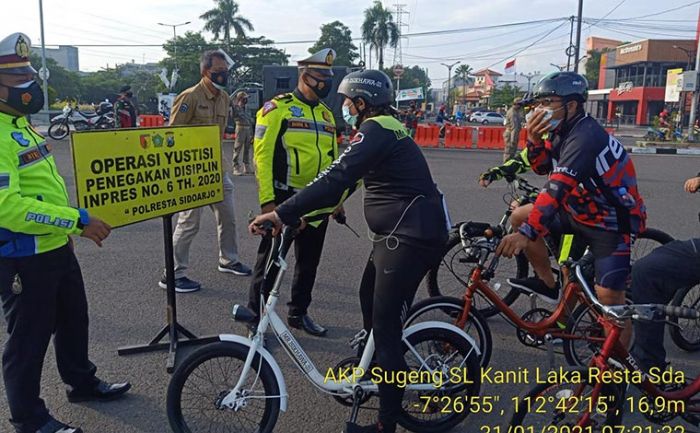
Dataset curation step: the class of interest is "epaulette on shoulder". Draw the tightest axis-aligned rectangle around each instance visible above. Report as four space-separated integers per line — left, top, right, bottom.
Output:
273 93 293 102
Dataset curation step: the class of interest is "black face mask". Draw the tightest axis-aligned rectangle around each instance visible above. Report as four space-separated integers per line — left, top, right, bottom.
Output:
304 75 333 99
209 71 228 90
0 81 44 115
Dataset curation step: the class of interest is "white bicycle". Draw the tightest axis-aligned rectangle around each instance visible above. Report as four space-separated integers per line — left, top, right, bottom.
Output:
166 225 482 433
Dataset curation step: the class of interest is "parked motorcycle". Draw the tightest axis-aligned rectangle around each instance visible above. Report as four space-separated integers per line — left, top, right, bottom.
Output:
48 102 114 140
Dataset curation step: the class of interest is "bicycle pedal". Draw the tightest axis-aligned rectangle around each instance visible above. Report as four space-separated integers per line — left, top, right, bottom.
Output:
349 329 368 349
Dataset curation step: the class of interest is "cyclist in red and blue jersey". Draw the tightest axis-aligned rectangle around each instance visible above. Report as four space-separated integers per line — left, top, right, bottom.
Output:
497 72 647 346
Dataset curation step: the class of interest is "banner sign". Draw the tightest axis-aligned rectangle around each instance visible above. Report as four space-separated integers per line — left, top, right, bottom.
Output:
71 125 223 228
665 68 683 102
396 87 425 101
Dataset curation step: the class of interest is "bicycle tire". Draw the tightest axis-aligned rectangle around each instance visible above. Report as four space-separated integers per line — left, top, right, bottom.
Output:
48 121 69 140
510 367 625 429
633 228 674 264
426 228 528 318
563 303 607 368
398 326 481 433
167 341 281 433
669 284 700 352
405 296 492 368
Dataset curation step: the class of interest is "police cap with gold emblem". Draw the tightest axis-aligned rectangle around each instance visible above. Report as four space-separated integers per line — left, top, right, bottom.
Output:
0 33 36 75
297 48 336 77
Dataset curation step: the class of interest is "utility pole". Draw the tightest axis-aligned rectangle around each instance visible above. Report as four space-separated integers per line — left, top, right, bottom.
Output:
688 37 700 141
38 0 49 123
566 16 575 71
158 21 191 70
573 0 584 73
391 3 409 67
441 61 460 113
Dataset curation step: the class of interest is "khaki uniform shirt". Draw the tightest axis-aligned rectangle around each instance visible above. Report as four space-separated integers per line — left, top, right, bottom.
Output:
170 79 230 135
170 79 231 170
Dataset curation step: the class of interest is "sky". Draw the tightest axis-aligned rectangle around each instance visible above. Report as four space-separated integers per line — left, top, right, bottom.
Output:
4 0 700 87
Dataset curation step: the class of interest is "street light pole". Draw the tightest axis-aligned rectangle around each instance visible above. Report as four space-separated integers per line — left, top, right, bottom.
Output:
158 21 191 69
573 0 583 73
672 45 694 72
38 0 49 123
688 38 700 141
441 61 460 113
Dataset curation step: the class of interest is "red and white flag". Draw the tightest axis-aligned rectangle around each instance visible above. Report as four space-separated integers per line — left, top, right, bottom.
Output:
505 59 516 74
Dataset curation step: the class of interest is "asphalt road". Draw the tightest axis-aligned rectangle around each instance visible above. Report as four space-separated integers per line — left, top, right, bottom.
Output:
0 137 698 433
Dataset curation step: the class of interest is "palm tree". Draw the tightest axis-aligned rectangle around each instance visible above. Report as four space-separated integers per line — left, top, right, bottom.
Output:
361 1 399 70
200 0 254 46
455 64 473 104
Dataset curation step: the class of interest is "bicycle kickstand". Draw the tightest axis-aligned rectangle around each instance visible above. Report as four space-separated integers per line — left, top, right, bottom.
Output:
544 334 556 370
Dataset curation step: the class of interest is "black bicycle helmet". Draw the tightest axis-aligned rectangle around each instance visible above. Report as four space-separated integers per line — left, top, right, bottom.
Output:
532 72 588 102
337 69 394 106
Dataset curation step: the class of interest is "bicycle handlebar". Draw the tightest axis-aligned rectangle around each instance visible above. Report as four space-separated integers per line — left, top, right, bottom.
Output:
574 262 700 322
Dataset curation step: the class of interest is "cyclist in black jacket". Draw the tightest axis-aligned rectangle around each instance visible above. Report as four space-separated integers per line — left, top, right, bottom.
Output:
249 69 449 433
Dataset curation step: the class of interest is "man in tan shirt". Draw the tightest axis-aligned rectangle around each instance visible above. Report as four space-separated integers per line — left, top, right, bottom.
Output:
159 50 251 293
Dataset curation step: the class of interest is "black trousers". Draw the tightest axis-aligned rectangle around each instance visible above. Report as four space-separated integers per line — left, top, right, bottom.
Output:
358 238 443 432
631 239 700 371
248 219 328 318
0 245 97 433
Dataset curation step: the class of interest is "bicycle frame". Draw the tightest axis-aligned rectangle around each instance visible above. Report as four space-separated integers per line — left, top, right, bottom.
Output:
453 233 602 345
219 228 478 410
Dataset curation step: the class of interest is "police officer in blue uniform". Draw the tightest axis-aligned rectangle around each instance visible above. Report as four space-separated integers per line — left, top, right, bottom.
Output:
0 33 130 433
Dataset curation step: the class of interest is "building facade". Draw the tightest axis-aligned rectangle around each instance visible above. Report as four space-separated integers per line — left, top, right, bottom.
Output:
593 39 696 125
31 45 79 71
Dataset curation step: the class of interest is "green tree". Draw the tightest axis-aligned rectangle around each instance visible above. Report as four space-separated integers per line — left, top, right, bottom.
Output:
226 36 289 86
490 84 522 108
308 21 359 67
29 53 82 103
79 68 124 103
382 65 431 104
161 31 211 92
585 49 611 90
200 0 254 45
362 0 399 70
454 64 473 103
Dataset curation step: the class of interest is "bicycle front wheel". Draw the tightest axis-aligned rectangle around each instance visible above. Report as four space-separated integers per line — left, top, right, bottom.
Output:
399 326 482 433
426 229 527 318
510 367 625 429
405 296 492 368
167 341 281 433
669 283 700 352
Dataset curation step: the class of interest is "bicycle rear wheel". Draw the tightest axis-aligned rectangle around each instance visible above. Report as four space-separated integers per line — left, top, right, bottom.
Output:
426 228 527 318
405 296 492 368
399 326 481 433
633 228 673 264
510 367 625 429
669 284 700 352
167 341 281 433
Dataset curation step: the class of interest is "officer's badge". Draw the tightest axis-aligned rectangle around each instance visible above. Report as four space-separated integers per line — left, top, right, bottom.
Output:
289 106 304 117
179 103 189 113
139 134 150 149
262 101 277 117
322 111 331 123
11 132 30 147
11 275 22 295
15 36 29 58
166 132 175 147
21 92 32 106
325 52 334 65
152 134 164 147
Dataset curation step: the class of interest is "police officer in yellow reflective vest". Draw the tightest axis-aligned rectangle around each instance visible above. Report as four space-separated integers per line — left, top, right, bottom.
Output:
248 48 340 336
0 33 130 433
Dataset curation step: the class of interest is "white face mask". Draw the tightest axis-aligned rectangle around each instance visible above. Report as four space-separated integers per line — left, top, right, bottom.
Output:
525 105 565 130
342 105 358 128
